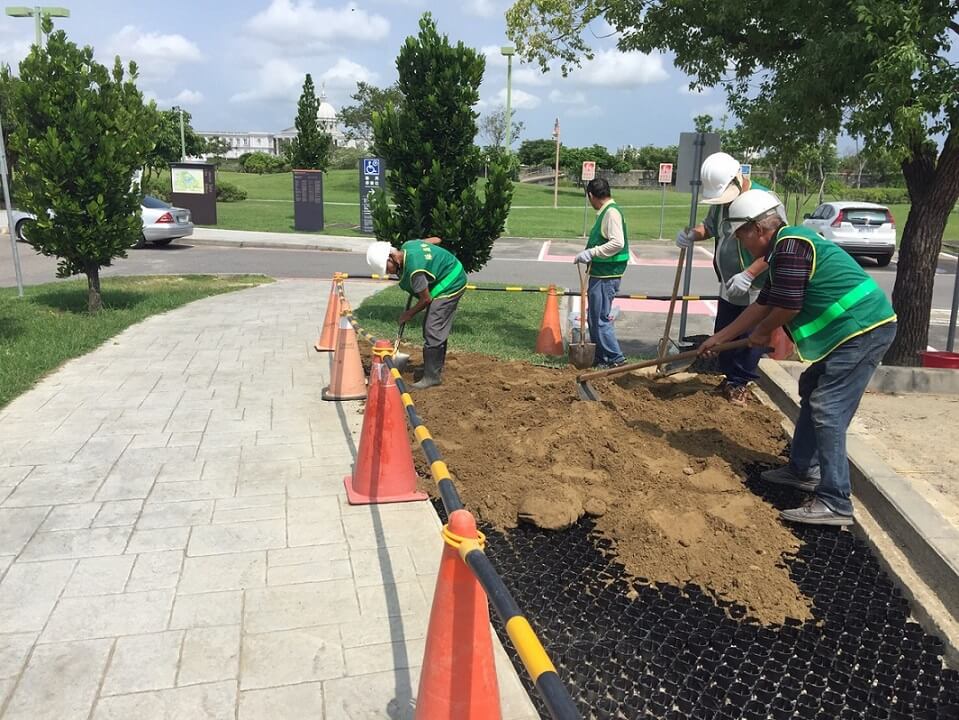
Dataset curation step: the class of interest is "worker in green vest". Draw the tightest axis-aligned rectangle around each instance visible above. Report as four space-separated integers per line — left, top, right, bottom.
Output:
366 237 467 389
699 190 897 526
676 152 773 406
573 178 629 368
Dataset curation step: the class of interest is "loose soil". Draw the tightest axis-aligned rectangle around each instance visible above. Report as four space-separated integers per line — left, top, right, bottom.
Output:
405 352 813 625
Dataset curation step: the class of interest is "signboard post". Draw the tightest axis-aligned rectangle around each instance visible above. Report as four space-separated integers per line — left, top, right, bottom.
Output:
657 162 673 239
293 170 324 231
359 158 385 234
675 132 721 341
581 161 597 237
169 162 217 225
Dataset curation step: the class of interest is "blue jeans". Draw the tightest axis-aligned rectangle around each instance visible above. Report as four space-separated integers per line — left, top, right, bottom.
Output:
587 277 625 365
788 322 897 515
714 298 765 386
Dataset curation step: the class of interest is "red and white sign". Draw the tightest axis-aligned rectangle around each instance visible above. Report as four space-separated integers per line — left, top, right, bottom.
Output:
581 161 596 181
658 163 674 184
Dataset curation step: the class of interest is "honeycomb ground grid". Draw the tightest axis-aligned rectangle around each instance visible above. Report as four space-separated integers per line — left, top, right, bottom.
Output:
431 466 959 720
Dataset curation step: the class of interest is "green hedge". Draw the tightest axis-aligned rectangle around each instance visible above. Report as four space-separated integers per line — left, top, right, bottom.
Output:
834 187 911 204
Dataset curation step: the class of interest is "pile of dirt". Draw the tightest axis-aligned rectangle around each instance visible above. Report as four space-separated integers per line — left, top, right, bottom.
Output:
406 352 812 625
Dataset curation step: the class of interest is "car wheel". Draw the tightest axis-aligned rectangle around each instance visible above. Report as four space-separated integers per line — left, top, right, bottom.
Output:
15 219 31 242
152 238 173 247
133 233 147 249
876 254 893 267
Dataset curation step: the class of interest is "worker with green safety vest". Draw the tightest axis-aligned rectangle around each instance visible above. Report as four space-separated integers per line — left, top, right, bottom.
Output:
366 238 467 389
676 152 774 406
699 190 897 527
573 178 629 368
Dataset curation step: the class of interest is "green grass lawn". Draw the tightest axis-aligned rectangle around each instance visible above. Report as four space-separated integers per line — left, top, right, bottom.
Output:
0 275 271 409
354 284 569 365
175 168 959 243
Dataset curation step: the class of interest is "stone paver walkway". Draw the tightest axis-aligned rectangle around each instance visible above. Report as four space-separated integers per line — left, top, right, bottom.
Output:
0 279 538 719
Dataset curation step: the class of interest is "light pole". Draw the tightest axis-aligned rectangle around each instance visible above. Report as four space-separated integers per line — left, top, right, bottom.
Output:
500 45 515 154
552 117 560 210
4 6 70 47
176 107 187 161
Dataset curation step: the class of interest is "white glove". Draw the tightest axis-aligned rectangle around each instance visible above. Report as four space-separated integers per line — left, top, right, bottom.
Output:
675 229 695 249
725 270 755 298
574 249 593 264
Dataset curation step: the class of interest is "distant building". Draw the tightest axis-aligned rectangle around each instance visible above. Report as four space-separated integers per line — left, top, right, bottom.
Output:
198 90 368 159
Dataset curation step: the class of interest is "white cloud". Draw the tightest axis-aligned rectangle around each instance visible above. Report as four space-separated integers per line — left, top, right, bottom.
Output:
319 58 377 89
569 104 601 118
494 87 540 110
244 0 389 52
690 103 726 119
173 89 204 105
678 83 712 96
230 58 305 103
573 49 668 87
465 0 496 17
0 25 31 70
548 89 587 105
480 46 550 86
106 26 202 82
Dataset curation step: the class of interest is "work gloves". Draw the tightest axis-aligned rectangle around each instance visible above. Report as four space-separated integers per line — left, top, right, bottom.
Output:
675 229 695 249
574 249 593 264
725 270 755 299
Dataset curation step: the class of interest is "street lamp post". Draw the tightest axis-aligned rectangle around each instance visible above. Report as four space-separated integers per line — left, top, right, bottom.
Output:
552 118 560 210
177 107 186 161
500 45 515 154
4 6 70 47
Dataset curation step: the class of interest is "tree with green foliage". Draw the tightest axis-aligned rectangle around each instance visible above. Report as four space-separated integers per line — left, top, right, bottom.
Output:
507 0 959 365
0 65 22 192
10 27 156 312
142 107 207 182
479 105 525 149
340 81 404 146
517 138 556 166
286 73 332 170
621 144 679 171
370 14 513 273
205 136 232 165
241 151 287 174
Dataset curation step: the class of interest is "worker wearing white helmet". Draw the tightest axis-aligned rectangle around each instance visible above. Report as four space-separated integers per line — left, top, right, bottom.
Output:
675 152 772 406
366 236 467 388
700 189 897 527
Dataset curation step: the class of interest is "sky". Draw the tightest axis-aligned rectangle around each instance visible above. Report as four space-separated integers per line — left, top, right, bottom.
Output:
0 1 951 153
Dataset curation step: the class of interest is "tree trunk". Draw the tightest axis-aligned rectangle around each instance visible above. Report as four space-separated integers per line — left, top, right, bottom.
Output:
884 134 959 365
86 264 103 313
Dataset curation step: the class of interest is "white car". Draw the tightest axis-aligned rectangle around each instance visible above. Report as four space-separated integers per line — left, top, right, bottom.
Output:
802 201 896 267
10 195 194 248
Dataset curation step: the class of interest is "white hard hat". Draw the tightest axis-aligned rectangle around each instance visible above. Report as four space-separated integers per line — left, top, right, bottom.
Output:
366 241 393 275
726 189 787 235
700 152 744 205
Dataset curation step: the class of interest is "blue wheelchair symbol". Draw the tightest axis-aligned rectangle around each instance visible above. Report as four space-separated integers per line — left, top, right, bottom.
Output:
363 159 380 176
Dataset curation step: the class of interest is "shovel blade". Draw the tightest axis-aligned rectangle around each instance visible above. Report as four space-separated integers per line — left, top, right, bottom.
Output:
392 352 411 371
568 343 596 370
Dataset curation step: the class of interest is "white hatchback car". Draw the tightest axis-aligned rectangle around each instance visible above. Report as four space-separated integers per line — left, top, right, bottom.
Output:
802 201 896 266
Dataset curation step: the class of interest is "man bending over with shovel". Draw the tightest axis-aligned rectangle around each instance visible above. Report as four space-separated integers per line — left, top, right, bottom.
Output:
699 190 896 527
366 238 467 389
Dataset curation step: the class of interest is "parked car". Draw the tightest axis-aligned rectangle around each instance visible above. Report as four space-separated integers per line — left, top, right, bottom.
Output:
10 195 194 248
802 201 896 267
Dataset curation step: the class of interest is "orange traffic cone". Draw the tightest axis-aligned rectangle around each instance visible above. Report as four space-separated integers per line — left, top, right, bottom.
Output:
315 277 342 352
535 285 564 356
344 341 428 505
322 317 366 401
415 509 501 720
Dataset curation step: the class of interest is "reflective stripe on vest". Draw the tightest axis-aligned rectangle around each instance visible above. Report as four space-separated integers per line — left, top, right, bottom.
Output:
790 276 880 341
429 264 467 299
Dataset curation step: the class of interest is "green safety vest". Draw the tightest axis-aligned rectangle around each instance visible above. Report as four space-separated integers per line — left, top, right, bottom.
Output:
397 240 468 299
768 225 896 362
706 179 770 299
586 201 630 278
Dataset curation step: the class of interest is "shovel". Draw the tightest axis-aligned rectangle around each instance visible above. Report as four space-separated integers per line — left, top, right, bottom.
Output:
655 243 686 376
391 295 413 371
576 339 757 401
568 263 596 370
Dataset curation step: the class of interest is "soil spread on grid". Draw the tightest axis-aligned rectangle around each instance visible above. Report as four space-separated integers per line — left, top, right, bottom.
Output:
404 352 812 625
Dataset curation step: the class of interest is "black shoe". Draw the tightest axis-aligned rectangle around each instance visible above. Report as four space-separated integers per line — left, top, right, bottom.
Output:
595 359 627 370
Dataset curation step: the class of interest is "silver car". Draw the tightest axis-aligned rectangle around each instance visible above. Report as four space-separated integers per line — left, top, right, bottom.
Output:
10 195 194 248
802 201 897 267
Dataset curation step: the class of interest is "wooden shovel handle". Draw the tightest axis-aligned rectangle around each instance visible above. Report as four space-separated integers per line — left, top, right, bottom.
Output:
578 263 588 341
577 339 751 382
661 245 686 349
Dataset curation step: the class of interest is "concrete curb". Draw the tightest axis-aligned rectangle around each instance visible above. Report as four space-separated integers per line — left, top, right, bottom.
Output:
756 358 959 664
188 236 360 253
776 359 959 396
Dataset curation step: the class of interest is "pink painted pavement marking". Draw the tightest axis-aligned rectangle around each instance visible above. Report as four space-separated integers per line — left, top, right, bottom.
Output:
539 241 713 267
613 298 715 316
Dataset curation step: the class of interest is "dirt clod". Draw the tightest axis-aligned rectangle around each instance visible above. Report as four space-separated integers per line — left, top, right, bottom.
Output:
409 352 811 624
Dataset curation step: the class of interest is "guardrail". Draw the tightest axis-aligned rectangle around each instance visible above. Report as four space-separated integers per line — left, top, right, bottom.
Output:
333 278 582 720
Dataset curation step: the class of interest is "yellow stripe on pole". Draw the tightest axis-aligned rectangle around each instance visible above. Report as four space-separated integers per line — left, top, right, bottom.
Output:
505 616 556 681
505 287 523 291
628 294 649 300
414 425 432 444
430 460 451 480
400 392 414 407
390 368 402 380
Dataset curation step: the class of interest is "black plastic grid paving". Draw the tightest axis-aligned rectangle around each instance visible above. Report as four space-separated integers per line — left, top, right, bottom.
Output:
432 468 959 720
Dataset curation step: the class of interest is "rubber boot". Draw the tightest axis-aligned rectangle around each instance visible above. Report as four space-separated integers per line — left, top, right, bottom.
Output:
413 346 444 389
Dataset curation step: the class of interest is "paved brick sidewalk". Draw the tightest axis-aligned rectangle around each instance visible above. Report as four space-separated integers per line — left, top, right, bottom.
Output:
0 279 538 719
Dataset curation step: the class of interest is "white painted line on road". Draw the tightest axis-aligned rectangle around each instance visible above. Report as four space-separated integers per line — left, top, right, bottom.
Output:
537 241 550 262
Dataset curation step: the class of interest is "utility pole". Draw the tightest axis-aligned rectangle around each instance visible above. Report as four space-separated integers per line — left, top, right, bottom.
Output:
552 117 560 210
178 107 186 161
5 6 70 47
500 46 515 153
0 110 24 297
